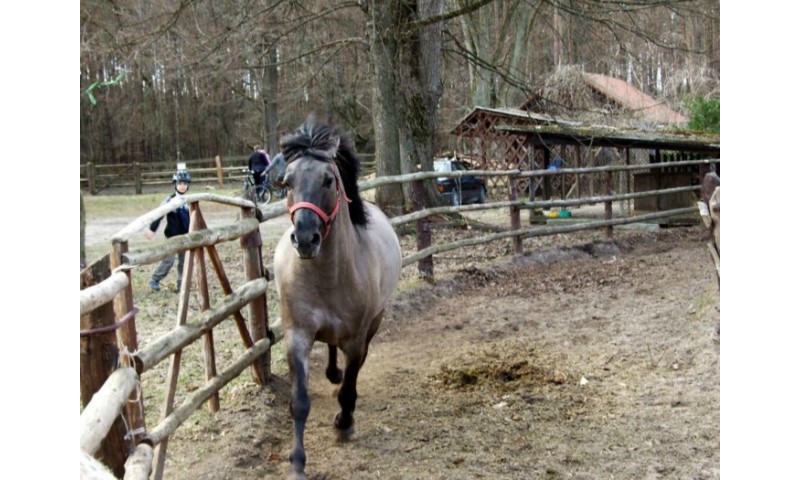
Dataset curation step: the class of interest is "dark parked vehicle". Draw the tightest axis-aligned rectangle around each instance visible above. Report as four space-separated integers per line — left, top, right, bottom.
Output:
434 158 487 206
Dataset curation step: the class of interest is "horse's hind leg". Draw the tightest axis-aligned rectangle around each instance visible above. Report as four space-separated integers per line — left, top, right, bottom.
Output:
333 354 362 440
325 344 343 384
360 310 383 368
334 311 384 440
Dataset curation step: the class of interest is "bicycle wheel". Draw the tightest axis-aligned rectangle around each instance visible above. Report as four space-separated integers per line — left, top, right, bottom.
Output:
261 185 272 204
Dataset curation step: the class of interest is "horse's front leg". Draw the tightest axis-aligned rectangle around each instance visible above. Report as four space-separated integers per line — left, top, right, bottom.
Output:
287 338 312 480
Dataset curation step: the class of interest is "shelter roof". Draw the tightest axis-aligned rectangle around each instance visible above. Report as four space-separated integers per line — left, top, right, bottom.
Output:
495 123 719 154
518 71 688 127
450 106 580 138
581 73 688 125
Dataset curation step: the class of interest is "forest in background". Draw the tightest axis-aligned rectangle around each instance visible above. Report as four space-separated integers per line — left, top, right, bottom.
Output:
80 0 719 163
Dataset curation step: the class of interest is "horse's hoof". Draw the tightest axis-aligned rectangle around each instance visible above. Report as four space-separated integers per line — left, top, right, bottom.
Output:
287 471 307 480
333 413 355 441
336 425 355 442
326 368 343 384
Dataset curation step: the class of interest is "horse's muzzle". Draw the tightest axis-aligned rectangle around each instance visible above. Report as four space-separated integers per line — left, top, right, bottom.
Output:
290 225 322 259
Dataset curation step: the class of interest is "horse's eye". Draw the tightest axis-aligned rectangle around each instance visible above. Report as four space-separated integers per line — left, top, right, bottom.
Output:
323 176 334 188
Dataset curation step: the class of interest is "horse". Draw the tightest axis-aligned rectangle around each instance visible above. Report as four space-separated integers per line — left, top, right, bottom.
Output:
267 151 287 186
272 117 402 480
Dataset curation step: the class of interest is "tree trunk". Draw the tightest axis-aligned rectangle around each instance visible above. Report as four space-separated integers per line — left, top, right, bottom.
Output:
260 34 280 154
81 190 87 269
367 0 404 215
459 2 496 107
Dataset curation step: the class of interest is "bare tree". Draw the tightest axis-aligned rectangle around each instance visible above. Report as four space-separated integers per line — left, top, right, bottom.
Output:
80 0 719 204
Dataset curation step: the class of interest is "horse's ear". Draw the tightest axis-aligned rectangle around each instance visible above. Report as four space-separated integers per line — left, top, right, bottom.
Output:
325 135 340 160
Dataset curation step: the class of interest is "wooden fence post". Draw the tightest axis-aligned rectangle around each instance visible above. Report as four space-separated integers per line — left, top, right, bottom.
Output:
239 206 271 383
215 156 224 187
134 162 142 195
110 241 147 447
80 255 128 477
88 162 97 195
411 178 433 280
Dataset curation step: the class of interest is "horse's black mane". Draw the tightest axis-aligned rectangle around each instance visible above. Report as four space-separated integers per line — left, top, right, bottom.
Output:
280 117 368 227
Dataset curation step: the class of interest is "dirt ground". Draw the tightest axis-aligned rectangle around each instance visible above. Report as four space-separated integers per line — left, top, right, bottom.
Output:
85 210 720 480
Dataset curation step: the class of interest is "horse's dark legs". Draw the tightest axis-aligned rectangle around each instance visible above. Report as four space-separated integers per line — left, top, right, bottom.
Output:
287 344 311 480
325 344 343 384
360 311 383 368
333 357 362 440
334 311 384 440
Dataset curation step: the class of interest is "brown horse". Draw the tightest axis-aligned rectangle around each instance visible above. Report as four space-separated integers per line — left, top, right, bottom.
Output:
272 118 402 480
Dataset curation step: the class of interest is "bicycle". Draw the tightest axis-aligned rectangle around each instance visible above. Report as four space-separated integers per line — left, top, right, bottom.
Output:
242 169 287 204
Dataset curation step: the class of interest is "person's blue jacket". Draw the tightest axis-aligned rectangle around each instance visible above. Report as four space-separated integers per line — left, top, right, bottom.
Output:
149 193 190 238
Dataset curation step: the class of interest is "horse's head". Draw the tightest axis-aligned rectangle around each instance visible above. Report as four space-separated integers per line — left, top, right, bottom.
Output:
268 152 287 185
280 117 367 259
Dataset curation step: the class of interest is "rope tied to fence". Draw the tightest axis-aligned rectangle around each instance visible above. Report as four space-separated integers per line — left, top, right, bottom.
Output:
80 307 139 337
121 410 147 442
112 264 134 274
118 347 147 442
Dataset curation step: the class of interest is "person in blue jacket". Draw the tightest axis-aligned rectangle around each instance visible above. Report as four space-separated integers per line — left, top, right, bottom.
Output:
145 169 191 292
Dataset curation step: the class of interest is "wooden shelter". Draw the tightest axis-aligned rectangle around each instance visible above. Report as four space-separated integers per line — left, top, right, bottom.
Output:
448 70 716 214
494 123 719 214
449 107 578 191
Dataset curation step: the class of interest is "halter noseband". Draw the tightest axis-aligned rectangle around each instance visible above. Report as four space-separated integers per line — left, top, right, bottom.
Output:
287 162 351 241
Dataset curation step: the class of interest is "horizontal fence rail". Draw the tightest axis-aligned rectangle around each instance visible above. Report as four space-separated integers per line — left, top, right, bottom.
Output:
80 155 376 194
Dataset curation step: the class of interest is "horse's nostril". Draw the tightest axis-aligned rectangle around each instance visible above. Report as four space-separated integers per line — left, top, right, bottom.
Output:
312 233 321 245
290 233 298 245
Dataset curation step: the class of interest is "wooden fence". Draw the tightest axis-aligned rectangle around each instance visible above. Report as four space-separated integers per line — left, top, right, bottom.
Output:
79 155 376 195
79 157 718 478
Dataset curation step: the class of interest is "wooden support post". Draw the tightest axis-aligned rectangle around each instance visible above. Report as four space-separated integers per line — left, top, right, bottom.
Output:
204 244 264 384
655 149 662 211
529 145 546 225
543 147 552 201
411 177 433 281
605 170 614 238
576 145 582 200
190 204 220 413
153 233 196 480
80 255 127 478
134 162 142 195
509 173 522 254
625 148 632 215
239 205 270 383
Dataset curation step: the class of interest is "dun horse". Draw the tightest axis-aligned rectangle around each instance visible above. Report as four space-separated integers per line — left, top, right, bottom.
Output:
273 118 402 480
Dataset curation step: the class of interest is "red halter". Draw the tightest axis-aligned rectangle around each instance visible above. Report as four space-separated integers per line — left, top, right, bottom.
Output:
287 164 351 241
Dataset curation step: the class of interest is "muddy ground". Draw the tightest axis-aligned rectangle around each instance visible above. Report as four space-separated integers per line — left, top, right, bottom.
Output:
86 211 720 480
